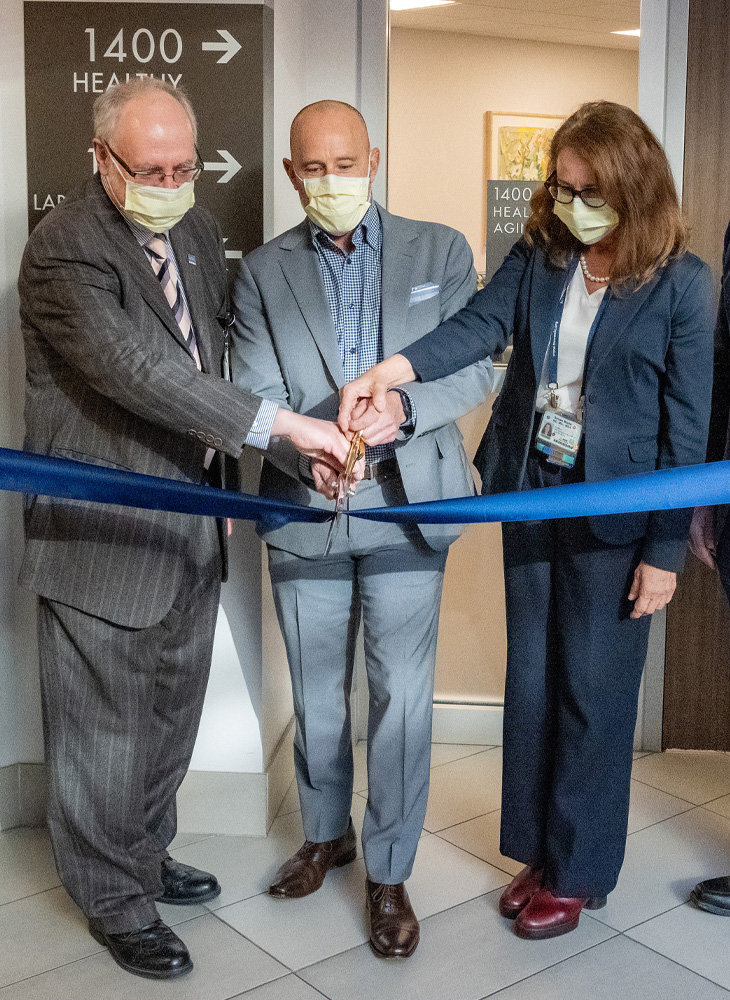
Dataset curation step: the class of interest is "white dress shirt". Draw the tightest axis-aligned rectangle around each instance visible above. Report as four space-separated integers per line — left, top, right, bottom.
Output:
535 265 607 417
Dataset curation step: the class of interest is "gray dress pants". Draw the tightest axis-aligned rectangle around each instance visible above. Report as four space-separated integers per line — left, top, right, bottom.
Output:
267 473 447 885
37 519 221 933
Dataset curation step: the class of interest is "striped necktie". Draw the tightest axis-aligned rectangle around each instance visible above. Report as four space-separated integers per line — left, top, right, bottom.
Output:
146 234 201 370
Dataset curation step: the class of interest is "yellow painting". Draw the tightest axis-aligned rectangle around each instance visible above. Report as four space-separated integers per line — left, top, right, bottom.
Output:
497 125 555 181
485 112 565 182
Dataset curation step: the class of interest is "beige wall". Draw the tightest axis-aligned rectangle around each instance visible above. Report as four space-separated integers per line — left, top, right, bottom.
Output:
388 27 638 703
388 27 639 273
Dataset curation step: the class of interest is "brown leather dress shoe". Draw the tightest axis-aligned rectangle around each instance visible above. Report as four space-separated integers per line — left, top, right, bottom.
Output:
268 818 357 898
514 887 607 940
366 880 420 959
499 865 543 919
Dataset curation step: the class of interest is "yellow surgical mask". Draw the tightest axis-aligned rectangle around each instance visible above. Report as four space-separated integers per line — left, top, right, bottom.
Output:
298 159 372 235
112 158 195 232
553 197 619 246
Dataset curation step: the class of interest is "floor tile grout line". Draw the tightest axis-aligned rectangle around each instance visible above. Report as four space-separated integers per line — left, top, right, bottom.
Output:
626 777 703 807
170 833 217 851
624 802 698 838
473 928 622 1000
620 930 730 993
587 897 689 933
207 906 299 975
0 939 108 992
219 969 293 1000
293 888 505 974
429 831 517 879
628 773 730 805
291 971 338 1000
427 746 499 770
0 883 63 909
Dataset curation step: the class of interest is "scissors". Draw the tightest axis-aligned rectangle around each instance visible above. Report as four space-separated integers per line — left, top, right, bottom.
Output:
323 431 365 557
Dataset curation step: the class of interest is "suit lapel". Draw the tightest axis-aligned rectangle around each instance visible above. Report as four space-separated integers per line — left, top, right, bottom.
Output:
278 223 345 387
378 206 418 359
93 185 200 361
169 223 217 374
529 253 574 378
585 271 662 377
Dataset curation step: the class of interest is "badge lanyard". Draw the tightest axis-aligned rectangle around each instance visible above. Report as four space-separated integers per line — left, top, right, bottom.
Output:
537 257 611 468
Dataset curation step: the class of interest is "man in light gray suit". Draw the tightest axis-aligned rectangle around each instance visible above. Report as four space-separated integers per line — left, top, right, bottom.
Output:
231 100 492 958
18 79 349 981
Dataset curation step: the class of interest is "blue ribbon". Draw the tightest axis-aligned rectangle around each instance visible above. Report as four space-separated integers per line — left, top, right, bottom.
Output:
352 461 730 524
1 446 729 525
0 448 329 525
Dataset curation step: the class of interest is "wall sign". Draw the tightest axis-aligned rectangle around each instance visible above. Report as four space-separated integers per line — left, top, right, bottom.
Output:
24 1 272 260
485 180 540 282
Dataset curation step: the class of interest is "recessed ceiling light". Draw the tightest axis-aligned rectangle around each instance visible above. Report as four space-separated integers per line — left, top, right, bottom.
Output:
390 1 456 10
612 28 640 36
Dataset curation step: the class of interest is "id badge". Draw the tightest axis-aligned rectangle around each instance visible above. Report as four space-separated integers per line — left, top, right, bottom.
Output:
535 409 583 468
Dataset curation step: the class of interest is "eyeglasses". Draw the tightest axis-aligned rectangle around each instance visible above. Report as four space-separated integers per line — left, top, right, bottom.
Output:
544 171 607 209
106 143 203 186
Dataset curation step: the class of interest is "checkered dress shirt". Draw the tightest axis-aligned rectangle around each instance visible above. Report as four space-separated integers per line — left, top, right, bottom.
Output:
310 203 412 464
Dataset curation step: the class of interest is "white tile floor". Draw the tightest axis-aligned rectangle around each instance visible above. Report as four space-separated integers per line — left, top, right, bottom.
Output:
2 745 730 999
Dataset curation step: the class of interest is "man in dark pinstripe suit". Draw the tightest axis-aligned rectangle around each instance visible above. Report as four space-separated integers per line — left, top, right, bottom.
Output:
17 79 350 981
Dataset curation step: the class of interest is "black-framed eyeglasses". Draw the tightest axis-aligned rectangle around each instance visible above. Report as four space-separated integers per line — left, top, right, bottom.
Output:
106 143 203 186
544 171 607 209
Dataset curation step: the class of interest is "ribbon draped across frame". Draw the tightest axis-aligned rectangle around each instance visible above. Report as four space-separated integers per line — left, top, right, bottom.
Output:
2 447 730 526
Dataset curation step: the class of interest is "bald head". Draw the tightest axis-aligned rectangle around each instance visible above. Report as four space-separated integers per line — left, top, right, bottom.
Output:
290 101 369 156
284 100 379 221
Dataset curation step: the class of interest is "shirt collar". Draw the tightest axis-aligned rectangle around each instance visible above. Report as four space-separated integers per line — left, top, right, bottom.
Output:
309 201 381 254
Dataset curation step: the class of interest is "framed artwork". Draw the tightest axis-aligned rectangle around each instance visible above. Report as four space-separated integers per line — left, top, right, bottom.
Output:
484 112 565 182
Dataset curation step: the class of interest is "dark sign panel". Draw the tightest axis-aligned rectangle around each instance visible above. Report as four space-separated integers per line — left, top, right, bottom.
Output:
24 1 272 260
485 180 539 282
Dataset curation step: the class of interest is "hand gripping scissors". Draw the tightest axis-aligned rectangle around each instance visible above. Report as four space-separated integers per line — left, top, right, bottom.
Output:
323 431 365 557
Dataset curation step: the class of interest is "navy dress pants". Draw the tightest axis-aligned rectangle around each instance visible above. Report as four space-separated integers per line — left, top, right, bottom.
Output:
499 449 653 898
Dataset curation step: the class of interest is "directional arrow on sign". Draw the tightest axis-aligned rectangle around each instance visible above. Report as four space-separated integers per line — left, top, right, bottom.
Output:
202 29 242 64
203 150 242 184
223 239 242 260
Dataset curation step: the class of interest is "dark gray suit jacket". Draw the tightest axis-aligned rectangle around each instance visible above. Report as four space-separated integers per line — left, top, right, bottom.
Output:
18 175 262 627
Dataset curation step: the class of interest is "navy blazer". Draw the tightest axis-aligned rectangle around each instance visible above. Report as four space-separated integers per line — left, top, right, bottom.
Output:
402 238 715 572
707 221 730 464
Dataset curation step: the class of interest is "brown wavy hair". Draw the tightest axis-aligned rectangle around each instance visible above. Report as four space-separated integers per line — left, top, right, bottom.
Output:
524 101 688 289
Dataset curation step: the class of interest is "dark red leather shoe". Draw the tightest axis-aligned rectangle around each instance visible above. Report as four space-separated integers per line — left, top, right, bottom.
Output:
499 866 543 919
514 887 607 940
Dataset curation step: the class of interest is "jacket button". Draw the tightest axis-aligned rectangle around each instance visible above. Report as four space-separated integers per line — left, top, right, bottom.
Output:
188 429 197 437
587 393 596 404
197 431 206 441
214 437 222 447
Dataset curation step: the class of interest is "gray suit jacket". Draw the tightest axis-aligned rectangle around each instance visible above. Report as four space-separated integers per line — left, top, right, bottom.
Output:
18 175 262 627
230 204 492 556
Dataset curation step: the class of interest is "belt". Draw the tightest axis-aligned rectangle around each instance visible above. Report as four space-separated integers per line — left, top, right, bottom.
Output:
362 457 399 482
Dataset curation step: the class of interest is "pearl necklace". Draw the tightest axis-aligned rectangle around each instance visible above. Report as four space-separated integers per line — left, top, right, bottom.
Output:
580 253 610 284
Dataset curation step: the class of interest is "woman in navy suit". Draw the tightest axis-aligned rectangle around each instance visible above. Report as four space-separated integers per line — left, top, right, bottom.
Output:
340 102 715 939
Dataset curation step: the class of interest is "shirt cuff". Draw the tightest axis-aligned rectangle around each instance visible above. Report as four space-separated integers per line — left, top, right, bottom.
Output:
244 398 278 450
390 388 417 441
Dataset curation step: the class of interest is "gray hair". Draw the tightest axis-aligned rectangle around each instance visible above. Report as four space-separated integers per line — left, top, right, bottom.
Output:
93 78 198 144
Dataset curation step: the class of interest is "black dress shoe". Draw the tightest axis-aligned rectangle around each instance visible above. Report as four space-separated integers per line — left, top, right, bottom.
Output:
691 876 730 914
157 857 221 905
89 919 193 979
